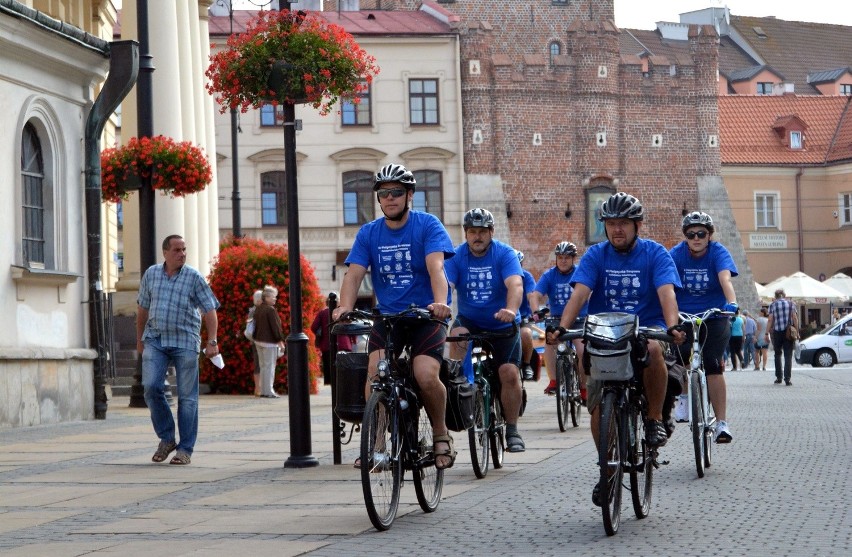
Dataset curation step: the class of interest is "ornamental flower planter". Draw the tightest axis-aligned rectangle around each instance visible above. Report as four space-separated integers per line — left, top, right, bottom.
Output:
100 135 212 203
205 10 379 116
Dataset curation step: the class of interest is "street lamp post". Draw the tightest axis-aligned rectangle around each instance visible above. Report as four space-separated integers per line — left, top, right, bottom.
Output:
224 0 242 238
279 0 318 469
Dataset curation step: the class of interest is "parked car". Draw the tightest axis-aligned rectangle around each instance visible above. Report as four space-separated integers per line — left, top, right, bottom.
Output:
795 314 852 367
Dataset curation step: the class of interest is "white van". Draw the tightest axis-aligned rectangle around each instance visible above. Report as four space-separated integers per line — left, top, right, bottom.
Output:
795 313 852 367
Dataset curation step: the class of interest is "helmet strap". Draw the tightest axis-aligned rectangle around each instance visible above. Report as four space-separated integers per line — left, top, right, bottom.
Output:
384 203 409 222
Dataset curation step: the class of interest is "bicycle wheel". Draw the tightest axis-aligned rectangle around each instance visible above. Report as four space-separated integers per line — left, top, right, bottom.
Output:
556 355 570 432
568 355 582 428
628 402 653 519
489 398 505 469
468 385 490 479
412 405 444 512
690 372 706 478
599 390 623 536
704 383 715 469
360 391 401 531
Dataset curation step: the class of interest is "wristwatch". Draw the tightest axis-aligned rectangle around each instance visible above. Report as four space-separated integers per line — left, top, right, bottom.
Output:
207 339 218 346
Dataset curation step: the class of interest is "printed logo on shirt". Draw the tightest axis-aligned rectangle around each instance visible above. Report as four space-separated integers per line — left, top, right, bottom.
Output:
682 267 711 296
379 243 413 289
464 264 496 304
605 270 641 312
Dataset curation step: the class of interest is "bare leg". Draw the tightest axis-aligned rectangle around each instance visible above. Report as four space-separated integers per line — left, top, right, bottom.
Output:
520 327 533 366
643 342 667 421
498 363 522 424
412 354 452 468
707 373 727 421
543 344 556 381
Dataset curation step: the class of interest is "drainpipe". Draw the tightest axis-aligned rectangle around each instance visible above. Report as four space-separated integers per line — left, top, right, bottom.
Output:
795 167 804 272
84 41 140 419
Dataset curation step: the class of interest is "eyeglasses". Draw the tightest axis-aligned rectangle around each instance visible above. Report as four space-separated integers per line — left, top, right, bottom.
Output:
685 230 709 240
376 188 407 200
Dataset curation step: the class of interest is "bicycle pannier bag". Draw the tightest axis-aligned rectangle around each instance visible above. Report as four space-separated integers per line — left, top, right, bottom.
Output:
334 352 368 423
442 359 476 432
584 312 637 381
785 324 799 341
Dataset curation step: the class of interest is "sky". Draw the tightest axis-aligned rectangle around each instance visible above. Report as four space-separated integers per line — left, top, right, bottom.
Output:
613 0 852 29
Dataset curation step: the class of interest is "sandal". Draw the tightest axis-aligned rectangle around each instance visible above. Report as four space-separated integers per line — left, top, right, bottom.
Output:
506 432 526 453
433 433 457 470
151 440 177 463
169 450 191 465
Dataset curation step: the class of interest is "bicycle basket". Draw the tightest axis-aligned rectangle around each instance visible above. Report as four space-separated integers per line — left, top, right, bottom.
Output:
584 312 637 381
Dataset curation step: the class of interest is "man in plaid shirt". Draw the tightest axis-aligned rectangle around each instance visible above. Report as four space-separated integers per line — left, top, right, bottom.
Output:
137 235 220 465
765 288 799 386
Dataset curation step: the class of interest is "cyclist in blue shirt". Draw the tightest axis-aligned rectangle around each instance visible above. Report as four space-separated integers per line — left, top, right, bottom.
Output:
531 241 588 398
332 164 457 469
670 211 738 443
446 208 526 452
549 193 685 507
517 251 539 381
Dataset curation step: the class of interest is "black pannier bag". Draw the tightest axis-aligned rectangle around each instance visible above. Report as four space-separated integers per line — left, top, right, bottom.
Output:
334 351 368 423
441 358 476 432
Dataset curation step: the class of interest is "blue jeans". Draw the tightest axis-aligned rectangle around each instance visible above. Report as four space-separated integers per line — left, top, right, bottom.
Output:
743 334 755 366
142 337 200 454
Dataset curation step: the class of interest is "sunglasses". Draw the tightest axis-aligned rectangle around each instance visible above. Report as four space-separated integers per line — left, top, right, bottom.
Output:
376 188 407 200
685 230 709 240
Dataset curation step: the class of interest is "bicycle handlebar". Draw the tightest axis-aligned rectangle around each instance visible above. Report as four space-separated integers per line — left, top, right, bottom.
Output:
678 308 733 324
446 322 519 343
334 305 448 327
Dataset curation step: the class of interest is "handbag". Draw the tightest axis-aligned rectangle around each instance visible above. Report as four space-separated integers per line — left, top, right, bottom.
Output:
785 324 799 341
244 319 255 341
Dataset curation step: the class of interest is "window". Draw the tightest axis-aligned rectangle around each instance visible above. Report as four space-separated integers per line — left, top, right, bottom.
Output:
789 131 802 149
21 123 46 267
755 193 778 228
261 171 287 226
841 84 852 96
409 79 439 125
840 193 852 226
549 41 561 65
260 103 283 127
342 170 374 225
342 83 371 126
756 82 773 95
412 170 443 220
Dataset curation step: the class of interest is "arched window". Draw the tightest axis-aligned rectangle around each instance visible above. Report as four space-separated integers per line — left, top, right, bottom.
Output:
549 41 562 65
412 170 443 220
21 123 46 267
342 170 374 225
261 170 287 226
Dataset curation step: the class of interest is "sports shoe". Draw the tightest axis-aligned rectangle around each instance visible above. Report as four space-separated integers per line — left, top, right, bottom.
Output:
544 380 557 395
522 364 534 381
645 419 668 448
774 378 782 384
592 481 602 507
714 420 732 444
673 394 689 423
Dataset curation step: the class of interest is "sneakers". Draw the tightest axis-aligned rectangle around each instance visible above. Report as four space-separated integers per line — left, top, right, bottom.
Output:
714 420 733 444
645 419 668 448
544 380 557 395
774 378 782 384
522 364 534 381
673 394 689 423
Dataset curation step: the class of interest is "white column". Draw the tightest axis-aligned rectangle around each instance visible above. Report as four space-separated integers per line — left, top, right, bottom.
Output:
198 0 221 265
149 0 186 254
189 0 211 274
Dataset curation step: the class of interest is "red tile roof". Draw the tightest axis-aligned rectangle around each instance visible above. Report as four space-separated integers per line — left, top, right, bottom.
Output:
719 95 852 165
208 9 453 37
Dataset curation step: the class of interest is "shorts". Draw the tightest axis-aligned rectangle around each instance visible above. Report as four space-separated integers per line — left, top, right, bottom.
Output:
368 317 446 365
674 316 730 376
452 315 521 368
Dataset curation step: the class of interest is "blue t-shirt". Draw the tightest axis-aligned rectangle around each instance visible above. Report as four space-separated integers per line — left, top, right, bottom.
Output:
534 265 588 318
345 210 454 313
669 241 738 314
570 238 681 328
445 239 522 330
519 269 536 318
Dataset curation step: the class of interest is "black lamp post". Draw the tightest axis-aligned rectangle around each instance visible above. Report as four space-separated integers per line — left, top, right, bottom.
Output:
129 0 158 408
278 0 318 469
221 0 242 238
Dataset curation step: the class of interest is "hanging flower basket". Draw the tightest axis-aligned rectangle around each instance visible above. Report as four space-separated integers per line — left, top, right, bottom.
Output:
205 9 380 116
100 135 213 203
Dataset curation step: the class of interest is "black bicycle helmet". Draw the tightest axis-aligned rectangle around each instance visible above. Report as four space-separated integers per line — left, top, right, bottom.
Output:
463 208 495 229
598 192 644 221
554 241 577 256
374 164 416 191
681 211 715 233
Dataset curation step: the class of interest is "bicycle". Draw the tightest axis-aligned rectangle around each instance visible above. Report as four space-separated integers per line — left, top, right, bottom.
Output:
343 307 447 531
544 314 582 431
446 324 518 479
676 308 729 478
562 312 673 536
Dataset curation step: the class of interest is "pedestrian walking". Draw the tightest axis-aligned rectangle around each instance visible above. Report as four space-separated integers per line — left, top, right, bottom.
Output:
742 309 757 368
754 307 769 370
310 291 353 386
137 235 220 466
766 289 799 385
